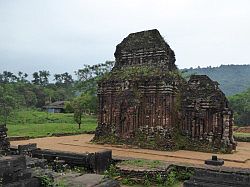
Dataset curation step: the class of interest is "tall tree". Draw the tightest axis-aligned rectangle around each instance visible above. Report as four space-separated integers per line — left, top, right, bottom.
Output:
39 70 50 86
2 71 17 83
32 72 40 85
17 71 28 83
54 72 73 86
75 61 114 93
71 93 92 129
229 88 250 126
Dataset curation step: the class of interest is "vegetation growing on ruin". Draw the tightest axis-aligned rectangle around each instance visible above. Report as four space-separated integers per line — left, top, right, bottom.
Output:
105 162 194 187
118 159 163 169
100 66 183 82
94 126 231 153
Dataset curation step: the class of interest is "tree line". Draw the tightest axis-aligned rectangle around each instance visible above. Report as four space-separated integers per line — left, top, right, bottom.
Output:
184 64 250 96
0 61 249 127
0 61 114 126
228 88 250 126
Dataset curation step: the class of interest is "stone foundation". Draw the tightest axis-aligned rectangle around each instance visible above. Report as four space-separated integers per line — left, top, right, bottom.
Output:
184 168 250 187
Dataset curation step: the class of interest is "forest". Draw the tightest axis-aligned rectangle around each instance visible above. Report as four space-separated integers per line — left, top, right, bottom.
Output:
184 64 250 96
0 63 249 126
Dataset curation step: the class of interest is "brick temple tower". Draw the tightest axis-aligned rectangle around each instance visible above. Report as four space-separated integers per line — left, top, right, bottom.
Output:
94 29 236 152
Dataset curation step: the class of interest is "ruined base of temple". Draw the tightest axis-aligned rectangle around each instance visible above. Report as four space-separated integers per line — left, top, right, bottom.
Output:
93 124 235 153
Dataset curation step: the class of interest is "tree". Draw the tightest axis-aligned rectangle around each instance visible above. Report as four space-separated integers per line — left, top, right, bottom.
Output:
75 61 114 93
32 70 50 86
54 72 74 86
228 88 250 126
17 71 29 83
32 72 40 85
39 70 50 86
71 93 92 129
61 72 74 85
54 74 63 85
2 71 17 83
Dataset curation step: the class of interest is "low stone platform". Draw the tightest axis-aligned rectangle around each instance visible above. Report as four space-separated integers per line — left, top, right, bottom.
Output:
184 168 250 187
61 174 120 187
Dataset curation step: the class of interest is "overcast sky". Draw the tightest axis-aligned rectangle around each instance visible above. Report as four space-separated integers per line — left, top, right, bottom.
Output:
0 0 249 78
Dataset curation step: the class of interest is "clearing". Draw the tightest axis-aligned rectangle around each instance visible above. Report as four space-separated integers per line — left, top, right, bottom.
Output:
11 134 250 169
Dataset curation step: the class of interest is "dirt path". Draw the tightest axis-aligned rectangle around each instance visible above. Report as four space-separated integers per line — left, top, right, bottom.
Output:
11 134 250 169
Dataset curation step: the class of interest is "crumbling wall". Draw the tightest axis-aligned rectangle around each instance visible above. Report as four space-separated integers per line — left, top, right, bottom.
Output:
94 29 236 152
181 75 236 151
0 124 10 154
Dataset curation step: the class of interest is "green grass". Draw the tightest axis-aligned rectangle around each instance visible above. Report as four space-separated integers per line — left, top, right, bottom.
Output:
234 132 250 137
119 159 163 169
7 108 75 124
6 109 97 138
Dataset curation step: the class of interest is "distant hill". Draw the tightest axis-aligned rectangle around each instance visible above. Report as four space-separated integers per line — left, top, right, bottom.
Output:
183 64 250 96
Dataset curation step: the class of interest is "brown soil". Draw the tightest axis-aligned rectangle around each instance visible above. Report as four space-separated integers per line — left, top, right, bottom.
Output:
11 134 250 169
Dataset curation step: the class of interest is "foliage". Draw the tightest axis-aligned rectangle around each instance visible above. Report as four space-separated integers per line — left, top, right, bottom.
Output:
101 66 182 82
228 88 250 126
0 85 16 124
39 175 54 187
105 162 193 187
120 178 135 186
0 77 75 109
119 159 163 169
71 93 95 129
32 70 50 86
75 61 114 93
143 174 151 187
183 64 250 96
54 179 67 187
70 166 87 174
104 164 120 178
94 127 227 152
39 175 68 187
64 101 74 113
54 72 74 86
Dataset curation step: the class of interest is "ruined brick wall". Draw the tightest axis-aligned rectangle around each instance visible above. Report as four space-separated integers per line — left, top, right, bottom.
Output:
94 29 236 152
181 75 236 150
97 78 179 139
0 124 10 154
95 30 180 144
114 29 177 71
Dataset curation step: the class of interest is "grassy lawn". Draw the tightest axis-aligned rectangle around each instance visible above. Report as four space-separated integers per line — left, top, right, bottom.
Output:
234 132 250 137
6 109 97 138
118 159 164 169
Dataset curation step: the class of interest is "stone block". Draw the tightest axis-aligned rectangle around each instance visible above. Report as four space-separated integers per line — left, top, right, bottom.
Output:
184 169 250 187
18 143 37 155
205 155 224 166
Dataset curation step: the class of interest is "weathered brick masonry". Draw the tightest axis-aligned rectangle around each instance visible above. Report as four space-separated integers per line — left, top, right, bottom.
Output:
94 29 236 152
